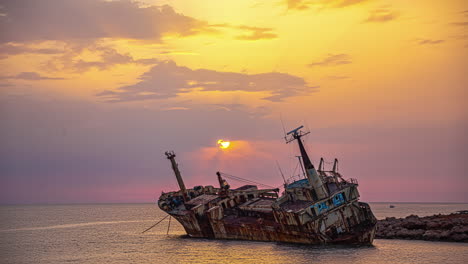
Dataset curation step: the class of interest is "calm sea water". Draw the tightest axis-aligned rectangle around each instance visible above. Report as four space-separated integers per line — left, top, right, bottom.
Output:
1 203 467 264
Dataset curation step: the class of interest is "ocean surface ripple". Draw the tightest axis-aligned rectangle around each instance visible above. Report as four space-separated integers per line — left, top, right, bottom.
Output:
1 203 467 264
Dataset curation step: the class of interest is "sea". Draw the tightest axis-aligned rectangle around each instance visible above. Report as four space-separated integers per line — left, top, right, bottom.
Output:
1 203 467 264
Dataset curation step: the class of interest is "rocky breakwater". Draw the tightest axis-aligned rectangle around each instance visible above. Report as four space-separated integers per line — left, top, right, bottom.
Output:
376 211 468 242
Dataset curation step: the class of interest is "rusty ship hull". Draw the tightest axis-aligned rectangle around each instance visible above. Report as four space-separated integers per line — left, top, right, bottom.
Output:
158 126 377 245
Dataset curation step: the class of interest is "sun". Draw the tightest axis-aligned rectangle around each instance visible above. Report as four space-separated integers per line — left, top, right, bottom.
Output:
217 139 231 149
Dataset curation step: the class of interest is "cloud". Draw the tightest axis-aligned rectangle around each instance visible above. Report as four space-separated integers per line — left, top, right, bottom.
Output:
0 90 281 203
451 34 468 40
0 43 63 59
235 26 278 40
159 50 199 56
68 46 158 71
0 41 159 73
416 39 445 45
98 60 317 102
0 72 65 80
0 1 278 62
286 0 310 10
448 10 468 27
161 106 190 111
0 83 13 87
1 86 467 203
450 22 468 27
0 0 212 44
364 8 399 23
308 53 352 67
42 43 159 72
332 0 369 8
209 24 278 40
286 0 369 11
326 75 350 80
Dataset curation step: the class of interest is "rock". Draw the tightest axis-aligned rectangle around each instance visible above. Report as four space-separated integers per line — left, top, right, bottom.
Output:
451 233 468 242
377 212 468 243
402 219 426 230
405 214 419 219
383 230 397 238
426 221 441 229
451 225 468 234
395 228 425 239
439 230 451 239
423 230 441 240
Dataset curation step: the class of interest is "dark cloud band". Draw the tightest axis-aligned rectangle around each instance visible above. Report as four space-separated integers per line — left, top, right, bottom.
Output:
98 60 318 102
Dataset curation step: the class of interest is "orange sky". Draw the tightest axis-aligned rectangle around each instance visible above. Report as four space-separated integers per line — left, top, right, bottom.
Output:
0 0 467 203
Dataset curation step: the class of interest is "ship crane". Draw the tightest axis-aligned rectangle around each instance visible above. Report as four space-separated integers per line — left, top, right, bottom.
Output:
165 151 187 201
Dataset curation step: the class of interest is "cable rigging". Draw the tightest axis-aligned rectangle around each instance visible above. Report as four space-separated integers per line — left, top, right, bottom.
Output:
218 172 277 189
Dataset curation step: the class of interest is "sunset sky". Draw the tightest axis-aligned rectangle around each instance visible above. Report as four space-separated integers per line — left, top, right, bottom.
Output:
0 0 467 204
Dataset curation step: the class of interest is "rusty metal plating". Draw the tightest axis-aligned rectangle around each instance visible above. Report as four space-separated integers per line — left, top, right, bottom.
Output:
157 127 377 245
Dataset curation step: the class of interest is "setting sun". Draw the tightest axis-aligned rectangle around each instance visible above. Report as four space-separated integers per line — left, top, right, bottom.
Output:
217 139 231 149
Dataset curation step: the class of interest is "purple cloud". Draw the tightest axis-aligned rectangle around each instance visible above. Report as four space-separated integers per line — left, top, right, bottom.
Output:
0 0 212 43
0 43 64 59
98 60 318 102
308 53 352 67
416 39 445 45
0 72 65 80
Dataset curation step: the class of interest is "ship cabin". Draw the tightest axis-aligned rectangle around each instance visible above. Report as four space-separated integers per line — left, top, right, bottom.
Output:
274 158 361 219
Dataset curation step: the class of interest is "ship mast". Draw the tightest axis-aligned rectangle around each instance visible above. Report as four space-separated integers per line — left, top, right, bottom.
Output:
165 151 187 197
286 126 328 200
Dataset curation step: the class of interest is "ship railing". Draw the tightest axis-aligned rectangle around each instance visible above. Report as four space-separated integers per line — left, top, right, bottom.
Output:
347 178 358 185
285 174 306 185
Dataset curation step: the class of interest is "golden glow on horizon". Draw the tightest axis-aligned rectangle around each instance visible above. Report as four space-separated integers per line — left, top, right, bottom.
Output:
217 139 231 149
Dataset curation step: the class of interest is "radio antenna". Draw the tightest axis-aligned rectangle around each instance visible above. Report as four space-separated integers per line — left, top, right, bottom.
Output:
276 160 287 184
280 114 287 140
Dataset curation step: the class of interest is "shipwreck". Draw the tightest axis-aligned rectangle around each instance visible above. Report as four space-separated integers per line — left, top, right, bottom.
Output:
157 126 377 245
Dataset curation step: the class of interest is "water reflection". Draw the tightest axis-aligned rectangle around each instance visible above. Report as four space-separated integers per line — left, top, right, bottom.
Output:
1 204 467 264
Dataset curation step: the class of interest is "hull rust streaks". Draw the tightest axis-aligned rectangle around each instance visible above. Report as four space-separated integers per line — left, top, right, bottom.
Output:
157 126 377 245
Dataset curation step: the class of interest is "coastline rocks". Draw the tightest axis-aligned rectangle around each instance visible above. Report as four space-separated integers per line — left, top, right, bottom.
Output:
376 211 468 242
